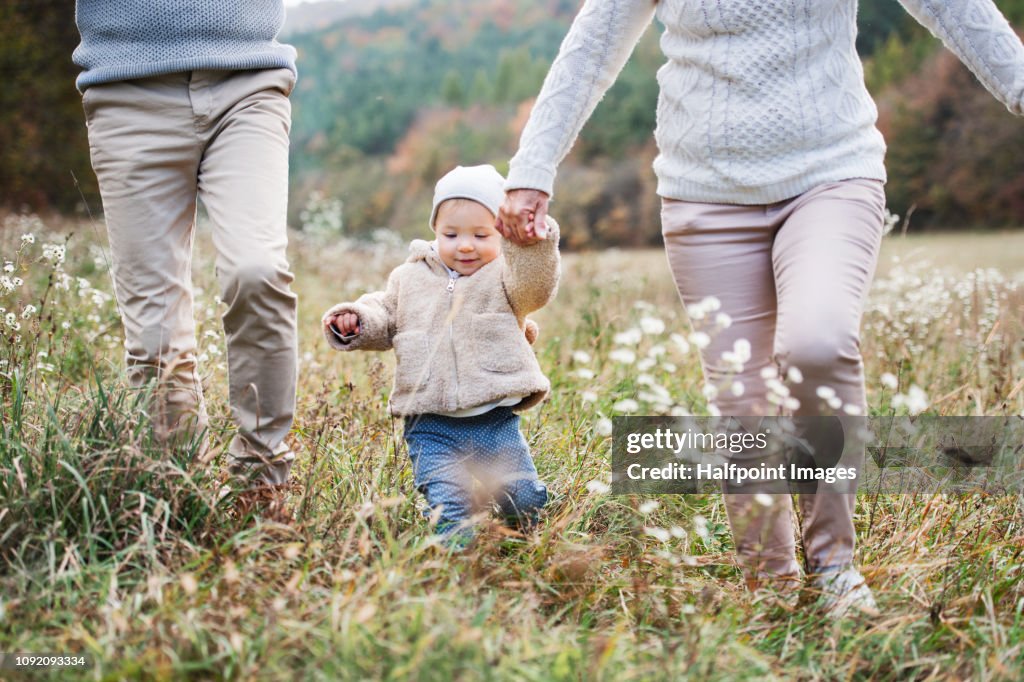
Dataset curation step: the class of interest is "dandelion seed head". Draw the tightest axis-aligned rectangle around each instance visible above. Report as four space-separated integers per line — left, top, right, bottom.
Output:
816 386 836 400
644 527 671 542
639 500 660 514
613 327 643 346
572 350 592 364
640 316 666 335
613 398 639 414
609 348 637 365
595 418 613 436
689 331 710 349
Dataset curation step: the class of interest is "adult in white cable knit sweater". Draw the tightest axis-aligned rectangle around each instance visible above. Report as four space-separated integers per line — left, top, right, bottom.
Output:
497 0 1024 618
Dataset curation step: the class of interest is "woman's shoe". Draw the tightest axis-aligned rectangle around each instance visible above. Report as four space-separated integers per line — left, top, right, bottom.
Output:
810 564 879 619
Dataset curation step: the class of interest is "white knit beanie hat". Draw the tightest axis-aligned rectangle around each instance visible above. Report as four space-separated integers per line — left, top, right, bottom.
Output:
429 164 506 230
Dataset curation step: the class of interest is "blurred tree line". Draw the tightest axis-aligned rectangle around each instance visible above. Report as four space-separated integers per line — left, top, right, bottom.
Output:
0 0 97 213
5 0 1024 239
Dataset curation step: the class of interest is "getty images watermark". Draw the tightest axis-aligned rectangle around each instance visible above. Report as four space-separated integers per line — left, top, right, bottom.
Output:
611 416 1024 495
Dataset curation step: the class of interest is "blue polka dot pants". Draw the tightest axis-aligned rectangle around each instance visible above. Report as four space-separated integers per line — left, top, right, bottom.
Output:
403 407 548 545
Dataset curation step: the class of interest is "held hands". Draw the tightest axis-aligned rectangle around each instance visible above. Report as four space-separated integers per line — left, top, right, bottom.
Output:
326 311 360 340
496 189 550 246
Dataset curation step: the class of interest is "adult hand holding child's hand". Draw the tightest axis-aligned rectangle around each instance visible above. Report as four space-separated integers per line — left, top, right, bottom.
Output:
497 189 549 246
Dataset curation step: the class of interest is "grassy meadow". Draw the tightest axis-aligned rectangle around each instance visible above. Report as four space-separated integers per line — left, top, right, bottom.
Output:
2 212 1024 680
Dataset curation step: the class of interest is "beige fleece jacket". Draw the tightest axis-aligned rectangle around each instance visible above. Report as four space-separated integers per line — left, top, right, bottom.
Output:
322 217 561 417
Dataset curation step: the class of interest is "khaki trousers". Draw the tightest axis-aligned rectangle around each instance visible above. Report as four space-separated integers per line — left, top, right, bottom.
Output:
661 178 886 579
83 68 298 486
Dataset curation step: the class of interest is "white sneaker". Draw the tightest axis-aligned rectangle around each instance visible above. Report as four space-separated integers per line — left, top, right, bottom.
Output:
811 565 879 619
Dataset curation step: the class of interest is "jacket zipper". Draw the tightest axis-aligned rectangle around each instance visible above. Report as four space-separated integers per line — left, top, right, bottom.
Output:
447 271 459 412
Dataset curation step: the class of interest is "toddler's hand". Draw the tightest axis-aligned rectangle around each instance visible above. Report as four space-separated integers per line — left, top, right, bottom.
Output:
329 312 360 337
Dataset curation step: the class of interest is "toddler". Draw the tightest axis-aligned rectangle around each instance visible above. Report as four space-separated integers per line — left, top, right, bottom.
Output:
322 165 560 546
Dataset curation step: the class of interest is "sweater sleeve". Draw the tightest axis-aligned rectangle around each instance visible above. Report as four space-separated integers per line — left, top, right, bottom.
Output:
321 269 400 351
898 0 1024 115
505 0 657 196
501 216 561 317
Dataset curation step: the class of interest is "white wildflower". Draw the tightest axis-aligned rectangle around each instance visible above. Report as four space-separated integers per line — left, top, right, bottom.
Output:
613 399 640 414
586 479 610 495
647 344 666 358
581 390 598 404
880 372 899 390
42 243 65 264
636 358 656 371
715 312 732 328
893 385 929 415
638 500 660 514
766 378 790 397
693 515 710 541
816 386 836 400
670 333 690 354
754 493 774 507
575 368 595 380
613 327 643 346
20 233 35 245
731 381 745 397
20 305 37 319
689 331 710 350
595 418 613 437
786 366 804 384
609 348 637 365
572 350 592 364
760 366 778 380
2 262 12 273
640 316 666 335
644 527 671 542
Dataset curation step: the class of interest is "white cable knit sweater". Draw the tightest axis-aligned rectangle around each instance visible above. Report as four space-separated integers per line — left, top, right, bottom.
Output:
506 0 1024 205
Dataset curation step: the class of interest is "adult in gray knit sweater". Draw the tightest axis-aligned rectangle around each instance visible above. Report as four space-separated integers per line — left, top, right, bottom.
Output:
497 0 1024 617
74 2 300 509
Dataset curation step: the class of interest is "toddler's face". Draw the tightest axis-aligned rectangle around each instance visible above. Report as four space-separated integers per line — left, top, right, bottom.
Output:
433 199 501 276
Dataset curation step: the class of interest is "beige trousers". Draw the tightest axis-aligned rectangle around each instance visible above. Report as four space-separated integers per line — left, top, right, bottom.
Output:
661 178 886 579
83 68 298 486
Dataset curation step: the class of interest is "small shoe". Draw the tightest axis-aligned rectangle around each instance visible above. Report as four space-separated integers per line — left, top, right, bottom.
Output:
810 564 879 619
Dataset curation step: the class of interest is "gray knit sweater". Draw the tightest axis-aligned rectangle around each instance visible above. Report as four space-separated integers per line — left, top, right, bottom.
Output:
506 0 1024 205
73 1 297 92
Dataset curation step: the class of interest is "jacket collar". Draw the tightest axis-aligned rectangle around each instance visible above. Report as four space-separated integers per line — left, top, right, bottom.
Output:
407 239 449 276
